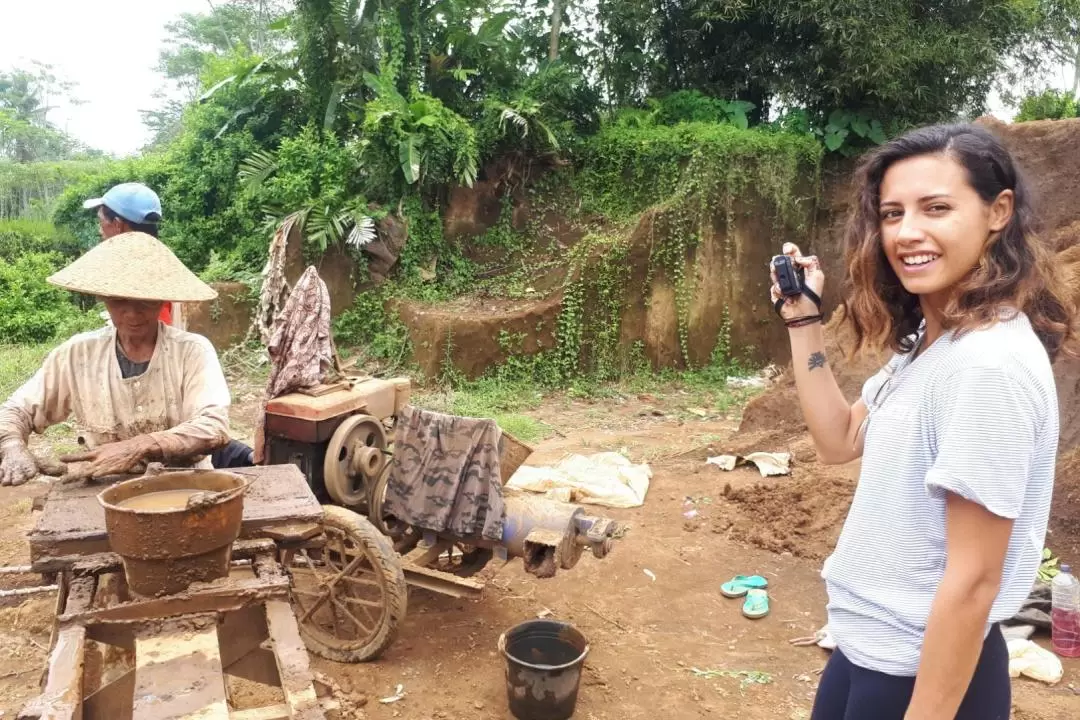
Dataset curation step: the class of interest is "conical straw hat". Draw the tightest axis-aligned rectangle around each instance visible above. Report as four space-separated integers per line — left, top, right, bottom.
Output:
48 232 217 302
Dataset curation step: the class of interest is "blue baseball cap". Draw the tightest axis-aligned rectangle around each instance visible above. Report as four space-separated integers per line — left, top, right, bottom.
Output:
83 182 162 225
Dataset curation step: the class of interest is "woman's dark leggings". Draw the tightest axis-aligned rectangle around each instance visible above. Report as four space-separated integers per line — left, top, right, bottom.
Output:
810 625 1010 720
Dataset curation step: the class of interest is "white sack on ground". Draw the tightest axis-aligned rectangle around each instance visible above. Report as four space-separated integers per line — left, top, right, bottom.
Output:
706 451 791 477
1006 639 1063 684
506 452 651 508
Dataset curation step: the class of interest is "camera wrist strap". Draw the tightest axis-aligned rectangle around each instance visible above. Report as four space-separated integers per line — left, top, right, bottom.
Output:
774 285 822 318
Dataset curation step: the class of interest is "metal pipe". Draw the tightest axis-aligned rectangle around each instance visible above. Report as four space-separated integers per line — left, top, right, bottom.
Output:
0 565 32 575
0 584 58 598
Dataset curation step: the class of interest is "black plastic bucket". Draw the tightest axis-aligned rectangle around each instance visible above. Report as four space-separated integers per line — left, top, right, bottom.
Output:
498 619 590 720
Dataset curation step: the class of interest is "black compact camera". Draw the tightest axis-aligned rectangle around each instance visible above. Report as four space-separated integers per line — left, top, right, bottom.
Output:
772 255 804 298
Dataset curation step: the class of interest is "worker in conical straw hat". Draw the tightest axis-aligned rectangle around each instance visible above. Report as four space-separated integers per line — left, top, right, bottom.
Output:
0 231 232 485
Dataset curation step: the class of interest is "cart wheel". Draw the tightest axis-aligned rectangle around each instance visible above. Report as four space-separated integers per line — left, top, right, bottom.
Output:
367 462 407 539
282 505 407 662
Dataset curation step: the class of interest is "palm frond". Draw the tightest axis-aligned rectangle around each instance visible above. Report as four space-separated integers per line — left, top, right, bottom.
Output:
346 215 377 247
499 107 529 136
533 117 560 150
457 155 478 188
238 149 279 189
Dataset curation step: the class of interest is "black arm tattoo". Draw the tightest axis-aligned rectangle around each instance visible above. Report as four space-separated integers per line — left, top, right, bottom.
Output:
808 351 826 371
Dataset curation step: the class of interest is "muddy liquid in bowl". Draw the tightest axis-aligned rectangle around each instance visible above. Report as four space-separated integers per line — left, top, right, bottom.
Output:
117 489 203 511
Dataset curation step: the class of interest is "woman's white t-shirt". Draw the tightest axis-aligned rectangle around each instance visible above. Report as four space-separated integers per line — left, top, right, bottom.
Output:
822 312 1057 676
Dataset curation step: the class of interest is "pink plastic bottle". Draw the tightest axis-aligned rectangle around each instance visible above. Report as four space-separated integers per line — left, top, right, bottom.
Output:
1051 563 1080 658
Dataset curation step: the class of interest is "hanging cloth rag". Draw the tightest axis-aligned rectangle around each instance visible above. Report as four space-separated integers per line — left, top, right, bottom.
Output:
253 266 336 463
383 404 505 541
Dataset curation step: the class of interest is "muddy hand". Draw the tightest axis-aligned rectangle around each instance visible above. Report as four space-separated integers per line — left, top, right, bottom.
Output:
0 441 37 486
0 440 39 486
60 436 155 479
769 242 825 320
33 454 68 477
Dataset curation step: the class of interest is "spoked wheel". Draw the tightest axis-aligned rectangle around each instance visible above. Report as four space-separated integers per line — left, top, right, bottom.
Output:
282 505 407 662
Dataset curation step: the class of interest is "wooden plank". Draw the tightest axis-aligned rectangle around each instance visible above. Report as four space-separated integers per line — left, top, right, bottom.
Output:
402 564 484 599
35 539 279 576
59 575 289 627
265 601 324 720
86 623 135 651
257 523 322 544
225 647 281 688
219 606 280 687
133 614 229 720
18 625 86 720
82 668 134 719
229 704 291 720
219 606 270 668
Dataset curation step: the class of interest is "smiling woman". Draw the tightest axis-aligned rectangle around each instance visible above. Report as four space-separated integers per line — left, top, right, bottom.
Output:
844 125 1072 360
767 124 1077 720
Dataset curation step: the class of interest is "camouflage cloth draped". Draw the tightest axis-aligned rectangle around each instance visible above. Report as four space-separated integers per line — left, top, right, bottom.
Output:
384 404 505 541
253 266 335 463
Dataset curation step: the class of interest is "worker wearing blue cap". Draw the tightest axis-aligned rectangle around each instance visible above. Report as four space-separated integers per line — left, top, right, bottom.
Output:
83 183 172 323
81 182 257 471
83 182 163 239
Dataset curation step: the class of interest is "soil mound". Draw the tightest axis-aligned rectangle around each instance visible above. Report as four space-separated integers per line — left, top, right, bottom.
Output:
719 463 856 561
395 294 562 379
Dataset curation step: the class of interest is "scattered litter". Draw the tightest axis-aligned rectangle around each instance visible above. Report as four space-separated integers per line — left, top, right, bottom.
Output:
1038 547 1061 583
1007 639 1063 684
726 376 767 390
689 667 773 688
379 684 406 703
682 498 700 520
643 569 657 582
507 452 652 508
707 455 738 471
789 625 836 651
537 608 553 619
707 452 791 477
687 407 709 417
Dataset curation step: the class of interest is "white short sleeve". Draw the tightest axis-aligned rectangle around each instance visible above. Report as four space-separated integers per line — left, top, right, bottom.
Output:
924 365 1040 519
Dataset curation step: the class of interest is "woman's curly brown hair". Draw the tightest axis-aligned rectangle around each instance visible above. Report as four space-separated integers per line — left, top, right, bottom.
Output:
843 123 1076 361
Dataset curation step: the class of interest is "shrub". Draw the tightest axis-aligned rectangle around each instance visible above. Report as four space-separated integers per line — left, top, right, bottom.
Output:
1015 89 1078 122
0 219 82 262
0 252 99 343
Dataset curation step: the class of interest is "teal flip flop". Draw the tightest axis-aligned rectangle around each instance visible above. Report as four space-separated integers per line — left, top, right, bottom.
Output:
720 575 769 598
742 588 770 619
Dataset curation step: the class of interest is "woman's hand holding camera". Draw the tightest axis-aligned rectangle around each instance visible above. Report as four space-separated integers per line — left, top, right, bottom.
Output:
770 242 825 325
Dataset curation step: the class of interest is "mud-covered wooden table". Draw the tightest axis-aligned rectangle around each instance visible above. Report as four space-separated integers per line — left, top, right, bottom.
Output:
19 464 351 720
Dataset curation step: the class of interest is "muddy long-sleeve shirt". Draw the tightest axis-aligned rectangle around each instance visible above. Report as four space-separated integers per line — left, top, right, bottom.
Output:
0 323 231 468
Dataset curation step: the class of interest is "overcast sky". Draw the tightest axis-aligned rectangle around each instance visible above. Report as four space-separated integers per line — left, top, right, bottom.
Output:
0 1 1075 157
0 0 207 156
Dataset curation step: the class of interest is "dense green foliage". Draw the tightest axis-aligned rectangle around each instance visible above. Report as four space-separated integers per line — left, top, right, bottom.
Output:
0 219 82 261
0 160 114 220
0 251 98 343
0 0 1077 386
1015 88 1079 121
599 1 1063 126
576 122 822 220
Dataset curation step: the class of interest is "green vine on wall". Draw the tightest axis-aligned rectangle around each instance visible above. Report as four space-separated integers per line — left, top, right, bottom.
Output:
554 122 822 372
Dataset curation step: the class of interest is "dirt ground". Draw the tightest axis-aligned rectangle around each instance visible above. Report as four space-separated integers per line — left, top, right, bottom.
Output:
1 389 1079 719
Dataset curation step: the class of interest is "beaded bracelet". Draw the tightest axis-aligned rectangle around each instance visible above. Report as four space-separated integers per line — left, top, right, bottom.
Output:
784 314 823 329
